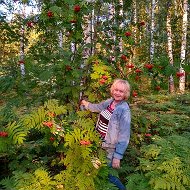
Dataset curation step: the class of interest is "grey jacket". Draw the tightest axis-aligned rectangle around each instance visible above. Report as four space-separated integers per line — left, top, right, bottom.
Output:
87 98 131 160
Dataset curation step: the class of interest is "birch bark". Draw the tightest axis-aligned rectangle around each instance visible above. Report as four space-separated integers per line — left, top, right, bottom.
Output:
131 0 137 60
108 3 115 62
118 0 124 52
19 5 26 77
150 0 156 64
166 4 175 93
179 0 188 93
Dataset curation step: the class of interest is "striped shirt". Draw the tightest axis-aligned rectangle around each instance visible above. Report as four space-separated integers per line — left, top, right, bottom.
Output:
96 105 114 139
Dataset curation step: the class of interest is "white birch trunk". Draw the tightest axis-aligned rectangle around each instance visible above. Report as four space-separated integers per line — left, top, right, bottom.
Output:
19 4 25 76
131 0 137 61
108 3 115 20
108 3 115 62
118 0 124 52
150 0 156 64
166 6 175 93
91 9 95 55
132 0 137 44
58 31 63 48
71 42 76 61
179 0 188 93
82 13 93 58
146 0 151 56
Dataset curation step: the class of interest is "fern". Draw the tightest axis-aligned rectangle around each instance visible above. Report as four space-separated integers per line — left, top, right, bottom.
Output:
126 173 151 190
0 168 56 190
61 114 109 190
21 107 46 130
44 99 67 116
137 134 190 190
21 99 67 131
6 121 28 145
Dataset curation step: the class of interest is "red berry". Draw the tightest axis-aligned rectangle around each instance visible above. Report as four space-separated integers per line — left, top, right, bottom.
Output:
140 21 145 26
155 86 161 91
70 19 77 23
50 137 55 141
47 10 53 18
102 75 108 80
80 140 91 145
18 60 24 64
135 75 140 80
176 72 184 77
144 64 154 70
74 5 81 12
135 68 142 73
66 65 72 71
126 63 134 69
0 131 8 137
125 32 131 37
132 91 138 97
27 21 33 28
99 79 106 85
42 121 53 128
121 54 127 61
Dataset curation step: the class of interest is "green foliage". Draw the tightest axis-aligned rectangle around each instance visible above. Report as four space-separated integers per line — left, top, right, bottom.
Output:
139 134 190 190
130 93 190 145
6 121 27 145
127 134 190 190
22 99 67 130
0 168 56 190
127 93 190 190
127 173 151 190
0 100 114 190
62 112 110 190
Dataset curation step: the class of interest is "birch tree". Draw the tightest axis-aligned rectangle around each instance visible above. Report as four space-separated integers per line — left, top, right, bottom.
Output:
118 0 124 52
80 2 95 101
150 0 156 64
18 3 26 77
132 0 137 44
19 20 25 76
108 3 116 62
166 2 175 93
131 0 137 60
179 0 188 93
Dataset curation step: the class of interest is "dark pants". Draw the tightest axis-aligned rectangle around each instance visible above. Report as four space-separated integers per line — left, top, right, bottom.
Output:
108 174 126 190
107 158 126 190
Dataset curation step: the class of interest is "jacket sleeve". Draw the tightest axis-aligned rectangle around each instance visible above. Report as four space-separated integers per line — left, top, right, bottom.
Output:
113 108 131 160
87 99 112 113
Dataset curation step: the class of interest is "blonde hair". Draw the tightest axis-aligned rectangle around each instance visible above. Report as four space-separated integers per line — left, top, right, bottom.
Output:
110 79 131 99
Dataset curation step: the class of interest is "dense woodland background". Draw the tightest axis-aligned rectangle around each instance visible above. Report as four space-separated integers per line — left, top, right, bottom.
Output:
0 0 190 190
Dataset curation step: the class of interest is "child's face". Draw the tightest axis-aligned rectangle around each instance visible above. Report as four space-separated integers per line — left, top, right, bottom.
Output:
112 82 126 101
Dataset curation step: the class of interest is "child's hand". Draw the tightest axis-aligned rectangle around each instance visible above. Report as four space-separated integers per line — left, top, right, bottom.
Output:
80 100 89 108
112 158 120 169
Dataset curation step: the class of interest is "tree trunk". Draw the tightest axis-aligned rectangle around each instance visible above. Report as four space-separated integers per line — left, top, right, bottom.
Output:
179 0 188 93
118 0 124 52
82 10 94 58
166 4 175 93
131 0 137 60
132 0 137 44
108 3 116 62
58 31 63 48
150 0 156 64
19 5 25 77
